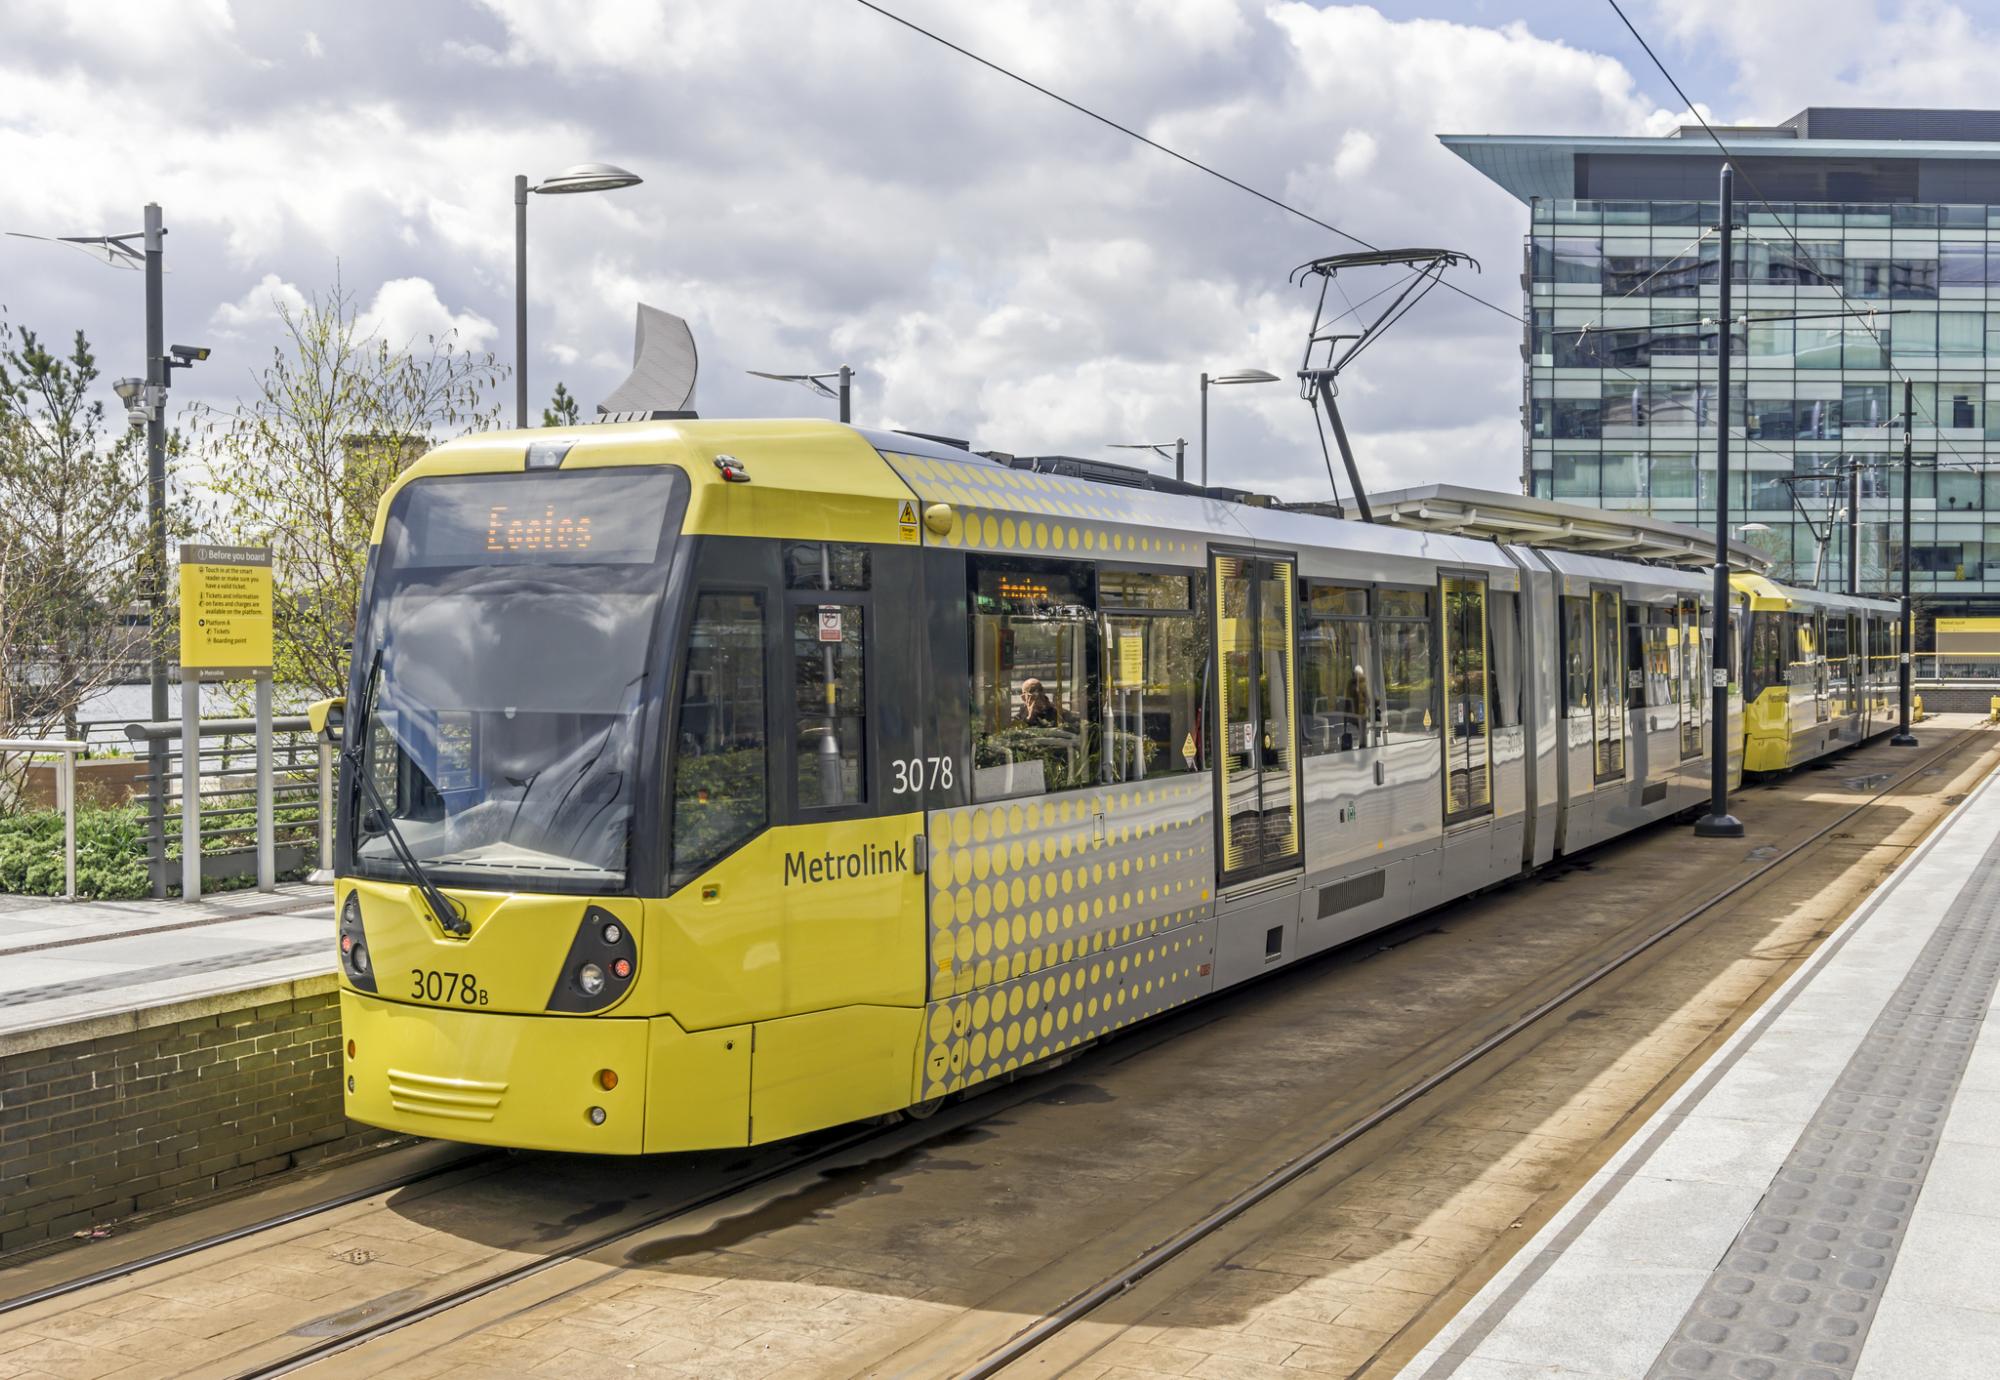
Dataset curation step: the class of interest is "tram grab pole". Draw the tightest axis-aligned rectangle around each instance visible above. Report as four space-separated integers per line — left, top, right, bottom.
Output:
1696 164 1745 838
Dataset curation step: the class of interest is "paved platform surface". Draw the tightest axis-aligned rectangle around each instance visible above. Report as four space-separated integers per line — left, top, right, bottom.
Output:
0 885 332 1038
1403 754 2000 1379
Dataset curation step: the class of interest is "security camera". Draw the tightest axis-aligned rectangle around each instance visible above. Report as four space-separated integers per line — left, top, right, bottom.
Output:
168 344 211 365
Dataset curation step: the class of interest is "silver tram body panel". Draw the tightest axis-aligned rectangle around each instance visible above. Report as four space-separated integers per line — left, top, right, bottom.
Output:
875 443 1807 1096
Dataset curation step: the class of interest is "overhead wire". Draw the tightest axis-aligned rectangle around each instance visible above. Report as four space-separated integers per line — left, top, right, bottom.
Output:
850 0 1525 326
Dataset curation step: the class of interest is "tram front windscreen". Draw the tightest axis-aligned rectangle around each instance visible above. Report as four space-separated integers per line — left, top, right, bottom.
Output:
348 466 687 892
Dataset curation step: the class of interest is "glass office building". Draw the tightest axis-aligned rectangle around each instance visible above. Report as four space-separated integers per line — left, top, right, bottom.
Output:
1443 108 2000 627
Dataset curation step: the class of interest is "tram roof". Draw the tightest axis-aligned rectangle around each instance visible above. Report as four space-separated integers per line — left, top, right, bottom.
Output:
1365 485 1773 574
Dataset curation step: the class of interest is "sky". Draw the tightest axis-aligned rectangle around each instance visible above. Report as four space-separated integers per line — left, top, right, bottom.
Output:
4 0 2000 503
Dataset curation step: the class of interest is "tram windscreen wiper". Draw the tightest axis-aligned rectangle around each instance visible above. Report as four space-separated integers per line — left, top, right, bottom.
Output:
347 648 471 937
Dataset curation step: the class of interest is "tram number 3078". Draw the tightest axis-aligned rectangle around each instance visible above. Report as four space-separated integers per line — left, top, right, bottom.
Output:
411 969 489 1006
890 756 954 794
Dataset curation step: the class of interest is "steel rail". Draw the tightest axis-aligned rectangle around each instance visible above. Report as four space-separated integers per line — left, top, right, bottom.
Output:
0 1148 503 1318
230 1119 923 1379
951 722 1992 1380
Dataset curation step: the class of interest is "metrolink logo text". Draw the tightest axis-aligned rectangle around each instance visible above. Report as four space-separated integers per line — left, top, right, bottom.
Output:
783 842 908 886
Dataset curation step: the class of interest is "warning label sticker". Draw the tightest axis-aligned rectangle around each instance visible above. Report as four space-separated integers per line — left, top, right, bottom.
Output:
898 498 920 544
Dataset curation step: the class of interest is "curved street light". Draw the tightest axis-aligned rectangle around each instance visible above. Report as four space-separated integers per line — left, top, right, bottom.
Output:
1200 368 1280 486
515 162 644 426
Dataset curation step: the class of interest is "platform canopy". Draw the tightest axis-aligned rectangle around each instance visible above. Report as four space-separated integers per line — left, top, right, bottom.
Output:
1365 484 1772 573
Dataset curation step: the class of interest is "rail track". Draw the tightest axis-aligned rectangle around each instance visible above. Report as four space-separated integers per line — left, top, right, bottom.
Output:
950 721 1995 1379
0 723 1986 1380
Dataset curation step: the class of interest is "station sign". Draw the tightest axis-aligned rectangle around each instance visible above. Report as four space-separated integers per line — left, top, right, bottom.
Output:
178 544 274 676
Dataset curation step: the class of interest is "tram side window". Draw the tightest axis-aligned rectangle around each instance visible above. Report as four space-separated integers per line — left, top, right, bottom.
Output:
1302 584 1373 754
1101 569 1203 782
671 591 768 888
1488 591 1523 729
1747 613 1785 701
792 604 866 809
1645 607 1674 707
1377 588 1434 742
1562 596 1592 712
971 558 1099 800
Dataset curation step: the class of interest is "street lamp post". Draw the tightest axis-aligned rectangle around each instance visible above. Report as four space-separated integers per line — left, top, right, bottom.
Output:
514 163 644 427
1696 164 1744 839
1200 369 1280 487
1893 379 1919 745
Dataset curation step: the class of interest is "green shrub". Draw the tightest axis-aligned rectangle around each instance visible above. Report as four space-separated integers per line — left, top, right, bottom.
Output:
0 805 151 899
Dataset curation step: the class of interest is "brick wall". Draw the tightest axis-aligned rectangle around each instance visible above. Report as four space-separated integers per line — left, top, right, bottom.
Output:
0 975 401 1254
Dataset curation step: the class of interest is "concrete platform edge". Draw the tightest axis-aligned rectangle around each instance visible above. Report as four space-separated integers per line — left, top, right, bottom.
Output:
0 971 341 1060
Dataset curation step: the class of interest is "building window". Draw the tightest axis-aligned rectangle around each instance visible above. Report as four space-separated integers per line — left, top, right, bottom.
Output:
1940 242 1987 286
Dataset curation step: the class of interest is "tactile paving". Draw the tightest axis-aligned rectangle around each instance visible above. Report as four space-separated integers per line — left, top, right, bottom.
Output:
1646 829 2000 1380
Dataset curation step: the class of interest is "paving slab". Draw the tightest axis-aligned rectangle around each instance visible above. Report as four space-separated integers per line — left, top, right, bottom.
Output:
0 883 332 1037
1402 754 2000 1380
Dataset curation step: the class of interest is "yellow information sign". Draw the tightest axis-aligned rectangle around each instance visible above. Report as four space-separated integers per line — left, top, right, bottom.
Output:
178 544 274 675
1117 634 1145 685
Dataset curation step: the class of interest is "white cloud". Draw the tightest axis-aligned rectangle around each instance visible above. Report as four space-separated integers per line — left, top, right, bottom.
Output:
211 273 310 336
356 277 497 351
3 0 1989 504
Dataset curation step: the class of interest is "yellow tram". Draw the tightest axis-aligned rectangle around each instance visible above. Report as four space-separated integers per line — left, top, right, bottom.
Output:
330 419 1902 1154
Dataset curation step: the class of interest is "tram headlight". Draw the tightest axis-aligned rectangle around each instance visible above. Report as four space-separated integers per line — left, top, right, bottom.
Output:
339 892 378 994
545 905 637 1013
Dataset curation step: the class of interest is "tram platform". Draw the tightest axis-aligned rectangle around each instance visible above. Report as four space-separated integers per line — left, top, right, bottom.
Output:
0 883 331 1039
0 884 379 1257
1401 748 2000 1379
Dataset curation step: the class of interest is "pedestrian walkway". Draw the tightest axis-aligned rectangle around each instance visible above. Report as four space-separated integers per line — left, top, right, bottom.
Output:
0 884 332 1037
1401 755 2000 1379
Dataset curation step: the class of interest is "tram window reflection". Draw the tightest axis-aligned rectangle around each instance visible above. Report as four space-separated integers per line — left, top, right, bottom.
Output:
1102 611 1203 782
970 559 1098 800
793 605 866 809
671 591 768 887
1489 591 1523 729
1377 591 1433 743
1302 584 1373 754
1562 596 1592 712
783 541 870 591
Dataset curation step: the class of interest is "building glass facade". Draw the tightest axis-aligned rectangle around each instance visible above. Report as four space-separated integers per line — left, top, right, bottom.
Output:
1447 110 2000 626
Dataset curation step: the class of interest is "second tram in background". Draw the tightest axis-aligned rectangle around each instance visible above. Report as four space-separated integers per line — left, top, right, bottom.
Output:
325 419 1901 1154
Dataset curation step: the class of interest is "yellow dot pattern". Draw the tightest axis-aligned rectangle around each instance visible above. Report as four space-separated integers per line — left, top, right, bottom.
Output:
918 919 1217 1101
924 777 1213 1003
882 450 1208 564
918 776 1217 1099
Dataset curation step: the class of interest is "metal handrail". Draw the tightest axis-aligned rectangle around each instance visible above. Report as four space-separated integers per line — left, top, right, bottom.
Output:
0 737 87 900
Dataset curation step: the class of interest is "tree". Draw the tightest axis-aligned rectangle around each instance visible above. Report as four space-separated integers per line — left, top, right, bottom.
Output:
0 319 155 757
542 380 580 427
193 282 504 699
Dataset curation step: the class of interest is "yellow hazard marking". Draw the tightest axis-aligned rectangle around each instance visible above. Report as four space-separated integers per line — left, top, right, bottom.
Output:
897 499 918 524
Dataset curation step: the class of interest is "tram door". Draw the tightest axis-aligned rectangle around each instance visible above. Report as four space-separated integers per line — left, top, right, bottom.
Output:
1591 587 1626 783
1678 596 1704 759
1212 553 1302 883
1811 611 1832 723
1440 575 1492 819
